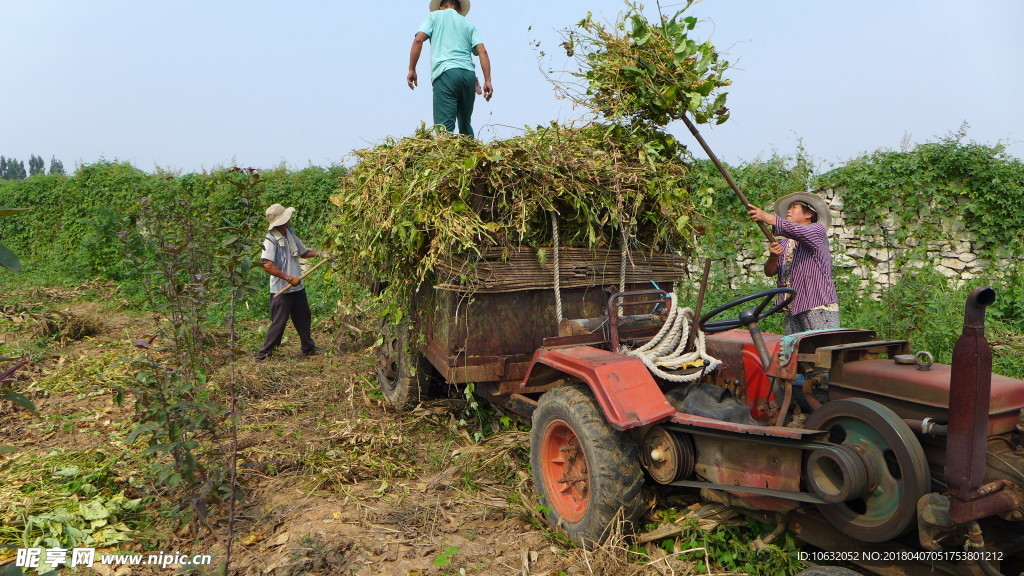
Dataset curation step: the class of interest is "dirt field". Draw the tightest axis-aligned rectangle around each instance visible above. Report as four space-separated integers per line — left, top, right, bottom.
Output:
1 283 758 576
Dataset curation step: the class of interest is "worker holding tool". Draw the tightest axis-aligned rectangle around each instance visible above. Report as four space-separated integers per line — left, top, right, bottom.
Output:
748 192 840 335
256 204 328 360
407 0 493 138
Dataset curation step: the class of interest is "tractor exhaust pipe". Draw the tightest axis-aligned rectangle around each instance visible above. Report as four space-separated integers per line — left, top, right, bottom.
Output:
945 287 1016 523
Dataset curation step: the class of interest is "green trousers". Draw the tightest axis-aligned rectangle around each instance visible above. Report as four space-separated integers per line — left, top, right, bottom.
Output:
432 68 476 138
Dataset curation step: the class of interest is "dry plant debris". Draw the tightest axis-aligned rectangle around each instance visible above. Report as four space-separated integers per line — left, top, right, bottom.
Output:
2 304 105 345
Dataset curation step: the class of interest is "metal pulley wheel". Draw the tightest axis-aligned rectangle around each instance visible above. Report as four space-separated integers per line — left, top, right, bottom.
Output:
804 444 870 504
640 426 695 484
805 398 931 542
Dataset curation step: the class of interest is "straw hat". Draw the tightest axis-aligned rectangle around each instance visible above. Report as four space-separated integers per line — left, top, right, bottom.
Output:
429 0 470 16
265 204 295 231
773 192 831 229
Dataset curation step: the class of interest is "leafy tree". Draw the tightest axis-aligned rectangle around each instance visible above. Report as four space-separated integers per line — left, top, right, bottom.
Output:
0 157 27 180
28 154 45 176
49 156 65 175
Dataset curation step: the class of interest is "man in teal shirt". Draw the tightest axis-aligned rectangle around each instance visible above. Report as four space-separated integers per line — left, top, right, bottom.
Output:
407 0 493 138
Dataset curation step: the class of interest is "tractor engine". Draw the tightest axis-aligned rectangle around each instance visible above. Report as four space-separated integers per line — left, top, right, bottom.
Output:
824 288 1024 537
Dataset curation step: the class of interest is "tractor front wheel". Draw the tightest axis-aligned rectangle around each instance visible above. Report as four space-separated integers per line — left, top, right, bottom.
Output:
530 384 645 548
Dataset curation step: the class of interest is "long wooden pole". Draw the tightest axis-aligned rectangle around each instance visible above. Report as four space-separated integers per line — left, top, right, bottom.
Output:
680 114 776 243
273 257 331 298
686 257 714 351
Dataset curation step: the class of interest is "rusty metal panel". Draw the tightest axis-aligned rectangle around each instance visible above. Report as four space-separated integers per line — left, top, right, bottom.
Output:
542 327 662 349
705 329 785 384
693 435 802 513
765 329 882 379
421 283 666 384
704 329 885 383
809 339 908 370
520 346 676 430
441 355 531 383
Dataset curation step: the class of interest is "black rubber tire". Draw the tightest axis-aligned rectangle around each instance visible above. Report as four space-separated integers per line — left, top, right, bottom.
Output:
530 383 645 548
376 322 429 411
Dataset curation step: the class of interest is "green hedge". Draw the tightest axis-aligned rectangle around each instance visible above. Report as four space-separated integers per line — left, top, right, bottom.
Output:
0 162 346 281
818 139 1024 260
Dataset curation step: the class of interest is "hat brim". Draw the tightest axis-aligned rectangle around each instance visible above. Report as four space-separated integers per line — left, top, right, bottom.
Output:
267 207 295 230
429 0 470 16
773 192 831 230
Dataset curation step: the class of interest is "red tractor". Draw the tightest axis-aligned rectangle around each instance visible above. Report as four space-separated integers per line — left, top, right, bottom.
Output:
377 255 1024 576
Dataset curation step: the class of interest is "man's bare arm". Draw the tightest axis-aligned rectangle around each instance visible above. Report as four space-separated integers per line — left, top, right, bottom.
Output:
475 43 493 101
262 259 300 286
408 32 429 89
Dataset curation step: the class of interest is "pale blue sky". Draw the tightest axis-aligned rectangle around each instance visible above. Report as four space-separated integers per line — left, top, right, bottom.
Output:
4 1 1022 174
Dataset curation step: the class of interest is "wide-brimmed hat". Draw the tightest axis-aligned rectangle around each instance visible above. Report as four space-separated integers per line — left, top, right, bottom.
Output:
265 204 295 230
429 0 470 16
774 192 831 229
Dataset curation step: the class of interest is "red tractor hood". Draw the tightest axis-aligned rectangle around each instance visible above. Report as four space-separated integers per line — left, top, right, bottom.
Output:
829 359 1024 436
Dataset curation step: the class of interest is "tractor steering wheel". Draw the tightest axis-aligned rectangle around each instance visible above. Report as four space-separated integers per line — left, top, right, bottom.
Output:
698 288 796 334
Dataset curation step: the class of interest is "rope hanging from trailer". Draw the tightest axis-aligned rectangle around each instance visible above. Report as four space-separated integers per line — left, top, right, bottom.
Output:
624 293 722 383
619 224 630 293
616 184 629 301
618 223 631 319
550 211 564 326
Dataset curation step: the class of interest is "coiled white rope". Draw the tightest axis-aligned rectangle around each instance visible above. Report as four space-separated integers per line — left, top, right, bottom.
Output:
549 209 717 384
624 293 722 383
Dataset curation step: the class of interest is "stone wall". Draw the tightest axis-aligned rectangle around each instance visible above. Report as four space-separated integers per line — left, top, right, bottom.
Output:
715 187 1010 293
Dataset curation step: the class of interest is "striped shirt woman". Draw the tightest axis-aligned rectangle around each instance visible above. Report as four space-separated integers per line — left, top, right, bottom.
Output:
749 196 840 335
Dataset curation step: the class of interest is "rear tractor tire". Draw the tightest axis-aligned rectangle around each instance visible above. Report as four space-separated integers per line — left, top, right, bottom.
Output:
376 322 431 410
530 384 645 548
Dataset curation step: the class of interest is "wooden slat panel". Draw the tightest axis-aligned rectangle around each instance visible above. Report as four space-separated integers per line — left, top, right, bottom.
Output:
433 247 687 293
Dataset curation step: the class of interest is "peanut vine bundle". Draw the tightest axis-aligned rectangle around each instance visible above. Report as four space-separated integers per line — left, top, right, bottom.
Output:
568 1 731 127
330 124 701 301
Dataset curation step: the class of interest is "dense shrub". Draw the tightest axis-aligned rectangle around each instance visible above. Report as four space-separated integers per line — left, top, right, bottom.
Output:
0 162 345 282
818 137 1024 257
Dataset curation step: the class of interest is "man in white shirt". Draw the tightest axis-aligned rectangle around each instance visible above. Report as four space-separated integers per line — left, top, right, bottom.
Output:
256 204 326 360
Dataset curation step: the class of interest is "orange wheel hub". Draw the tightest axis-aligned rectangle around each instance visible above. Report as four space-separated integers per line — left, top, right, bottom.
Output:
540 418 590 523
